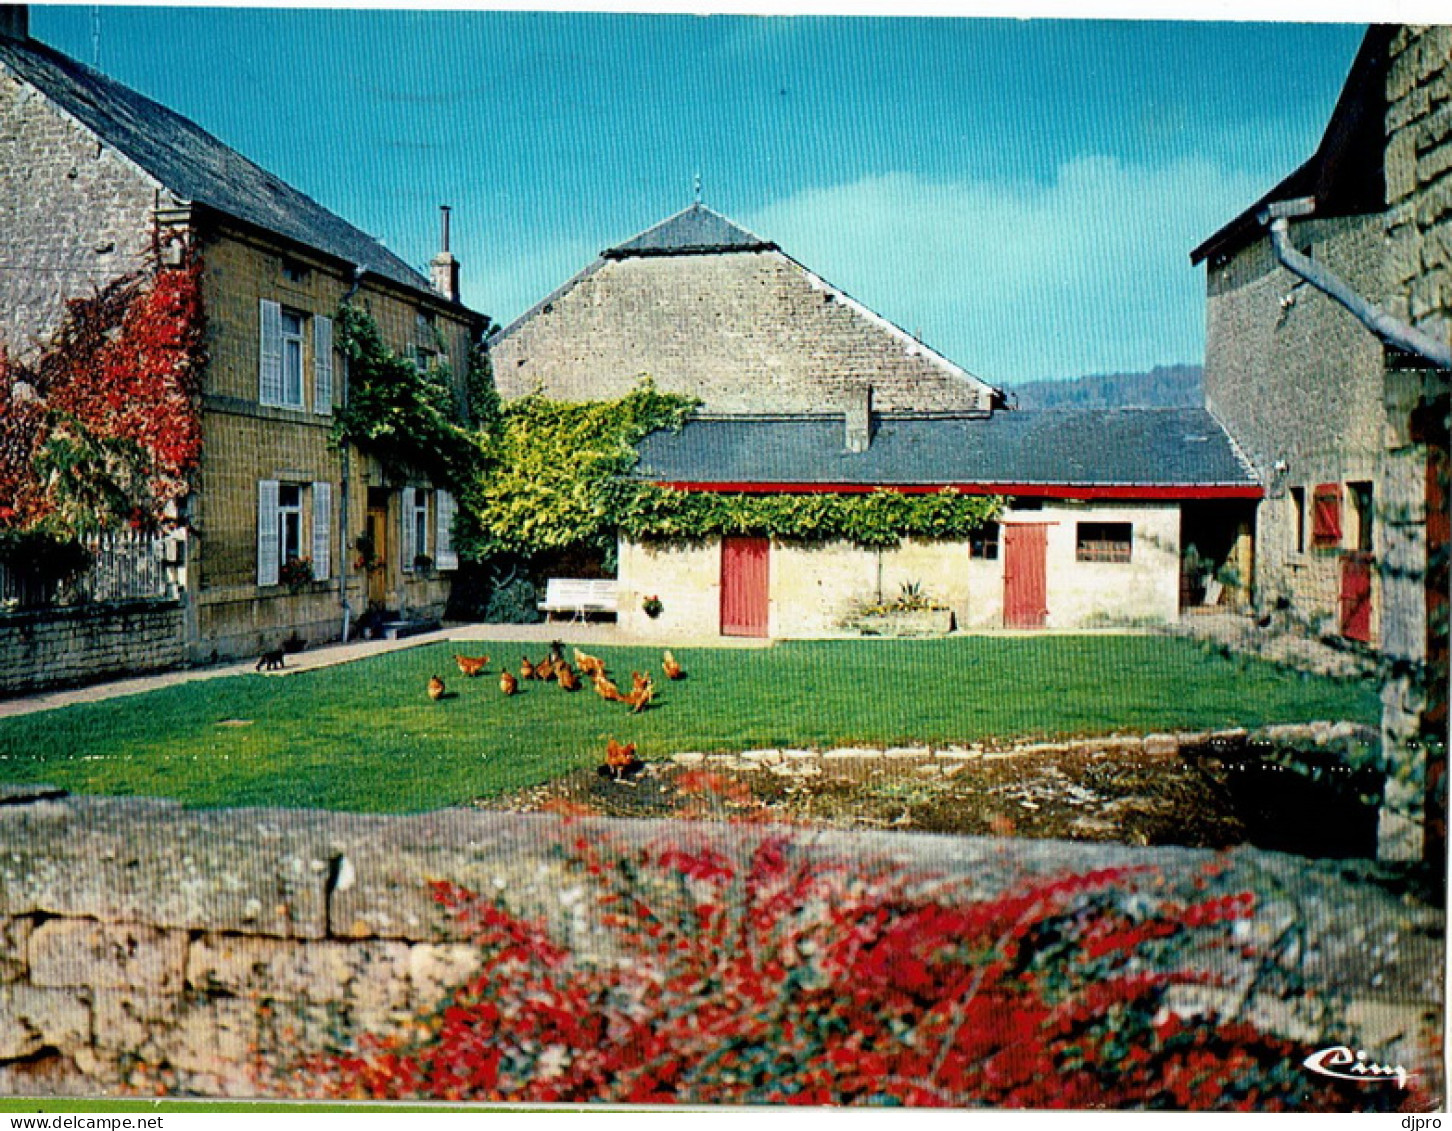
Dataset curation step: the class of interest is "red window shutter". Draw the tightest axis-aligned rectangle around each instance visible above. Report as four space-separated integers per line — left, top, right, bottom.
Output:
1312 483 1342 548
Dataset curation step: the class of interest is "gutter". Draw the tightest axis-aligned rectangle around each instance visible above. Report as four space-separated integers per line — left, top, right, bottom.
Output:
338 264 365 645
1261 198 1451 370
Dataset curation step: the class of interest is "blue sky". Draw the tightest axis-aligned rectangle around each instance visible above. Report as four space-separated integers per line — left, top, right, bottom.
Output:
33 8 1364 385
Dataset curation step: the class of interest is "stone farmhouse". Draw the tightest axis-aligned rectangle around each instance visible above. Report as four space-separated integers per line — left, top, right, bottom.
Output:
1191 24 1450 861
0 9 486 688
492 204 1261 638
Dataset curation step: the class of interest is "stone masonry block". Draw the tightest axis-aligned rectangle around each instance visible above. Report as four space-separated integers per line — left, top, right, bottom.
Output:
407 943 484 1009
187 935 411 1008
0 984 91 1060
89 990 181 1054
29 919 187 993
0 917 32 983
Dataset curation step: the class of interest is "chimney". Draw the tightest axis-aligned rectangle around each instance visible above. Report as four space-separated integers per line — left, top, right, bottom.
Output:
844 383 873 453
429 204 460 304
0 5 29 40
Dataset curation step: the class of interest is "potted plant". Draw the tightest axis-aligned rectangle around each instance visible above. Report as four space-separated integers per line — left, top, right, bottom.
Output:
279 555 314 593
642 594 664 619
846 580 954 636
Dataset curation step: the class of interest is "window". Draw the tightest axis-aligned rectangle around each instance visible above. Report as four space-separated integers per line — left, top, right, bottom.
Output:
414 311 437 375
1311 483 1342 549
1348 481 1373 552
259 299 307 409
281 311 304 408
281 258 310 284
1290 486 1306 555
1076 521 1132 563
970 521 999 560
256 480 332 586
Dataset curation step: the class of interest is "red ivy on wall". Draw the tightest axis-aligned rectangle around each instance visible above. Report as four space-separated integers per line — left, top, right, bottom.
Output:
0 254 206 534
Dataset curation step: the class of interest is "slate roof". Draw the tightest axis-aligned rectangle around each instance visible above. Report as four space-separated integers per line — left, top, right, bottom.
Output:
0 34 433 293
604 203 776 258
634 407 1260 490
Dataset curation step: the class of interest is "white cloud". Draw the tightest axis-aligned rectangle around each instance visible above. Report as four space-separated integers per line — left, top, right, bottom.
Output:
745 158 1268 385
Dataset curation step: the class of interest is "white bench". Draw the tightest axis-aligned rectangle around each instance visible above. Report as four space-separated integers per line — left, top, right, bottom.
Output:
538 578 618 623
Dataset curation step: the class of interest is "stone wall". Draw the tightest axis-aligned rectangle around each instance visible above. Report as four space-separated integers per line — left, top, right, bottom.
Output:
1379 24 1451 860
0 793 1439 1101
1202 215 1389 633
0 601 185 697
0 61 163 357
491 250 995 413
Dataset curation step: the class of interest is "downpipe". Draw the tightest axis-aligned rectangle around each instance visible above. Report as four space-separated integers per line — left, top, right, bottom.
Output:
339 265 365 644
1260 198 1451 370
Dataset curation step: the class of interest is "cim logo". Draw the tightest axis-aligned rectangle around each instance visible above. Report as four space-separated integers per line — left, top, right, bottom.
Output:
1303 1045 1411 1090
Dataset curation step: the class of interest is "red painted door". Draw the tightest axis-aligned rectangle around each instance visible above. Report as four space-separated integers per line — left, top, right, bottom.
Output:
721 536 769 637
1340 551 1373 644
1003 524 1048 629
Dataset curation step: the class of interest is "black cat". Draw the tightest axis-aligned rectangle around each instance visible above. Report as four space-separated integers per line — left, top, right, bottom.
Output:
256 648 285 672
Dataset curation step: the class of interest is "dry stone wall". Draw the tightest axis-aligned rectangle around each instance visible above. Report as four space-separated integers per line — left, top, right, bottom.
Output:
0 792 1441 1100
0 602 185 697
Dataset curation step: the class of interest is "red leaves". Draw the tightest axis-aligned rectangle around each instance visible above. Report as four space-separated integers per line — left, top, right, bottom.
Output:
275 838 1408 1111
0 255 205 536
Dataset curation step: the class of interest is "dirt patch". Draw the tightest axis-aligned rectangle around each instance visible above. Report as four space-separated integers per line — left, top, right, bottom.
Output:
483 733 1383 857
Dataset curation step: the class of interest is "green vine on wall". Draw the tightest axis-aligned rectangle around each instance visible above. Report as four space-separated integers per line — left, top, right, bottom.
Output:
331 304 481 488
619 484 1004 548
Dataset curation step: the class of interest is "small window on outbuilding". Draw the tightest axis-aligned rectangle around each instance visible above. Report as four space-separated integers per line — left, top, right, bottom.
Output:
1311 483 1342 549
970 521 999 560
1348 481 1373 552
1076 521 1132 563
1290 486 1307 554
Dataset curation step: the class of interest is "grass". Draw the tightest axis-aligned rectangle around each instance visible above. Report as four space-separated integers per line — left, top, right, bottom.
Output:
0 636 1380 814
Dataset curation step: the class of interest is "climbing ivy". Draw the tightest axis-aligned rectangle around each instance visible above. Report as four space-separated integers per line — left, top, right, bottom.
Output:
331 303 482 488
454 381 697 560
619 485 1004 548
0 256 206 545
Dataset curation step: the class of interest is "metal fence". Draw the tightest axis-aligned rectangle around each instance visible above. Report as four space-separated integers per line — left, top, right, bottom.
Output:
0 532 175 609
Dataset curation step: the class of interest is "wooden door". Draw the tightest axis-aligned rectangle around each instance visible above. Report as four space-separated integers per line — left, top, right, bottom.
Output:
1003 524 1048 629
721 536 769 637
1339 551 1373 644
366 504 389 607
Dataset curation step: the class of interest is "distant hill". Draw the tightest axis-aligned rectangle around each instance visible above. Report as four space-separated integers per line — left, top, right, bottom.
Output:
1005 364 1203 410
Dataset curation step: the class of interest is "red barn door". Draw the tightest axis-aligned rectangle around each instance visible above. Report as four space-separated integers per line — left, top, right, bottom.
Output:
1340 551 1373 644
721 536 769 637
1003 524 1048 629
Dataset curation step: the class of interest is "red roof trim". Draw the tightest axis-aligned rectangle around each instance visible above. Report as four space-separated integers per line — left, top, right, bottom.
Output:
652 481 1264 501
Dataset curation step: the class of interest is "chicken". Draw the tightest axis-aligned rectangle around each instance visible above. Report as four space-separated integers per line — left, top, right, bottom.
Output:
624 673 655 715
574 648 605 678
535 657 556 682
427 674 446 701
599 738 642 781
499 670 518 695
548 640 566 665
454 653 489 678
593 671 623 702
519 656 535 681
662 650 684 681
629 670 649 693
557 663 581 692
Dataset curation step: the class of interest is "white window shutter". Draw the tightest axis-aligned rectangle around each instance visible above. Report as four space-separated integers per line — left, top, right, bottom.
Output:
259 300 284 407
311 481 332 580
401 488 417 571
435 489 458 571
257 480 280 586
313 315 333 415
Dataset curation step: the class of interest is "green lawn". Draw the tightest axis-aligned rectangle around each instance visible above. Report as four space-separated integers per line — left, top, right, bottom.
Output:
0 636 1380 813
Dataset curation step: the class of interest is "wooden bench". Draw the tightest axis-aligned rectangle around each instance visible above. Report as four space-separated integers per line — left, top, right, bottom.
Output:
538 578 618 623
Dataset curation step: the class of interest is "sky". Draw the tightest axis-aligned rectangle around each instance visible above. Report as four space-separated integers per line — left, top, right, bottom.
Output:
31 7 1366 386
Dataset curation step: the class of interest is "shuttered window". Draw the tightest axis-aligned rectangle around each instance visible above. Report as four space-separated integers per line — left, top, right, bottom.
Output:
313 315 333 415
435 489 459 571
311 481 332 580
1312 483 1342 548
259 300 284 406
257 479 281 586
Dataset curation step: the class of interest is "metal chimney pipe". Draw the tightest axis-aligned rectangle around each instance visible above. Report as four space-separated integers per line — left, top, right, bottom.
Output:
440 205 452 255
